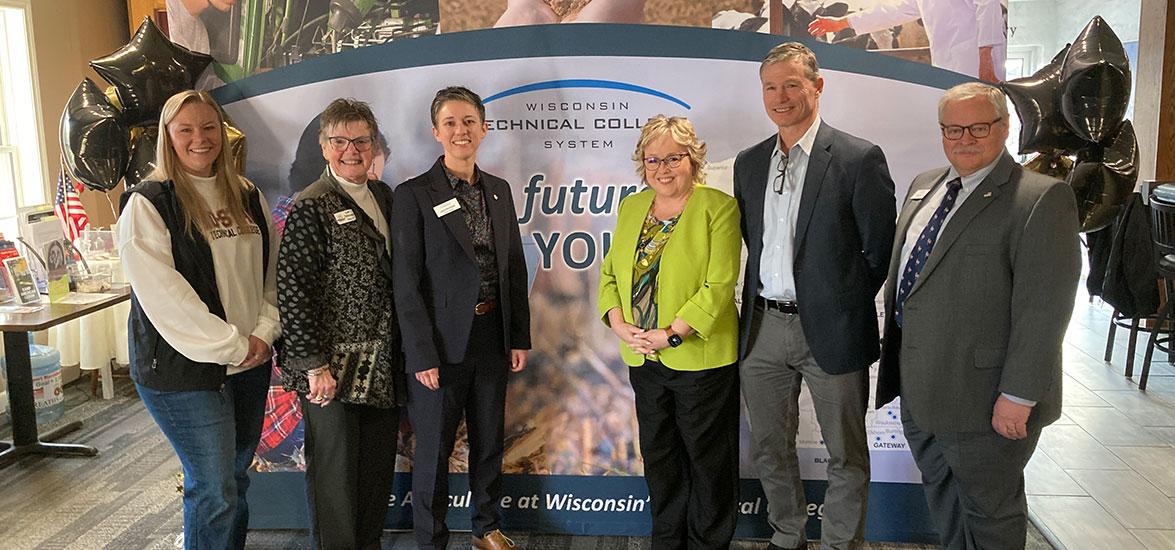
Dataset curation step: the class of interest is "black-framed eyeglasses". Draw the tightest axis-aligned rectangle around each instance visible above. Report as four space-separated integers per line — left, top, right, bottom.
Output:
326 135 375 152
643 153 688 171
772 153 791 194
940 117 1002 140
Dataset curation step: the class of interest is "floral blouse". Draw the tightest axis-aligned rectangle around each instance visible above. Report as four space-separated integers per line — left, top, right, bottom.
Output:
631 210 681 330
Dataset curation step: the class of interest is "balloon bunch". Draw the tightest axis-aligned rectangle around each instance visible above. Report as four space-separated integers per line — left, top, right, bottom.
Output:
1002 16 1137 233
60 17 247 194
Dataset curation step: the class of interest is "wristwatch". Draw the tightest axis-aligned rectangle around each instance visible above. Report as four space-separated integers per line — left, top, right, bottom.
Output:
665 328 684 348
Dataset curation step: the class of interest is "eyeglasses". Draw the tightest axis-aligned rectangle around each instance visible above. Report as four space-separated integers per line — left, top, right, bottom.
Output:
643 153 688 171
326 135 375 152
940 117 1002 140
772 153 791 194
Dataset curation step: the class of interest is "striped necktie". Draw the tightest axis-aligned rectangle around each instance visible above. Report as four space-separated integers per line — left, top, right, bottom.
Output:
894 178 963 327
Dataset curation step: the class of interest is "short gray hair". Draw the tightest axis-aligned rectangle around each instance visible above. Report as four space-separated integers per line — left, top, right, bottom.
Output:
318 98 380 143
938 82 1009 121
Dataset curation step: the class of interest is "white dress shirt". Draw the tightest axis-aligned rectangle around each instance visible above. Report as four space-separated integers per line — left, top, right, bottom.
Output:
897 159 997 274
897 156 1034 406
758 118 822 301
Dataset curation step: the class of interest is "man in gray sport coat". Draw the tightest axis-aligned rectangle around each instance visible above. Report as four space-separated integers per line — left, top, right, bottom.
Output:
875 82 1080 549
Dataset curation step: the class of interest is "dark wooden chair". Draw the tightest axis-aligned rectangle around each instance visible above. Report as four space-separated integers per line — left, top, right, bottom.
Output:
1140 187 1175 390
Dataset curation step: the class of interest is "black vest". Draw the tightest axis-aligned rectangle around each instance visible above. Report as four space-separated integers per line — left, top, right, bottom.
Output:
125 180 270 391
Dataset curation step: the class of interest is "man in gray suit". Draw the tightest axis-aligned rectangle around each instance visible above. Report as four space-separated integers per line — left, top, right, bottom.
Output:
875 82 1080 549
735 42 896 550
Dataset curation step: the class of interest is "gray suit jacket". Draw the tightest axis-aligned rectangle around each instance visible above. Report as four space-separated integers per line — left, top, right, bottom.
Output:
875 152 1080 433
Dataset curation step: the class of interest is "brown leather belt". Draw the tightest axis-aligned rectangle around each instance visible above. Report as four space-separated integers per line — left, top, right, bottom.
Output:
474 299 497 315
755 297 798 314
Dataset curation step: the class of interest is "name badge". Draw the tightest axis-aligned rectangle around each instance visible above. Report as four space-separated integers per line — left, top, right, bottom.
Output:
334 209 357 225
911 189 931 201
434 198 461 217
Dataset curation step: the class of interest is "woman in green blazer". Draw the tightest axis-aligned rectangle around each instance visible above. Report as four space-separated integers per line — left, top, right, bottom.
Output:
598 115 741 549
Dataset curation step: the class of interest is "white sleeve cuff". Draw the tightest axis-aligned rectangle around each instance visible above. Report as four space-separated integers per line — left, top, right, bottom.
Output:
1001 393 1037 407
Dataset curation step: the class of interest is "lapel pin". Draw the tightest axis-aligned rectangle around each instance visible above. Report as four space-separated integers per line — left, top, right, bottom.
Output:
983 191 992 198
493 193 499 200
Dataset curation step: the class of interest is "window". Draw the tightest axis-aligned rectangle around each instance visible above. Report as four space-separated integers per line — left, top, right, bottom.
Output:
1004 45 1043 161
0 1 47 241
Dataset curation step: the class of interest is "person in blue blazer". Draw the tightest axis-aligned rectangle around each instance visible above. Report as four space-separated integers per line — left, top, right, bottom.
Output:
735 42 896 550
598 115 741 550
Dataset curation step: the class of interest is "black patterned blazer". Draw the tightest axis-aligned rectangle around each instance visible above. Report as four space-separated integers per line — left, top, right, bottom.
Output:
276 168 405 408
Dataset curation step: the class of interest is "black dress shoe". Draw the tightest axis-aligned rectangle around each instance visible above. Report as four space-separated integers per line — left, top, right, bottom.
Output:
767 542 808 550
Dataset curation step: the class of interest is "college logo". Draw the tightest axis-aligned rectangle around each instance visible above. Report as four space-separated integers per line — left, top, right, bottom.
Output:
484 79 691 109
482 78 692 143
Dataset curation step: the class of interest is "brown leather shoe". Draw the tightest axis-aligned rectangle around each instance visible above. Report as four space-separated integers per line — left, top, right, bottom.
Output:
472 529 519 550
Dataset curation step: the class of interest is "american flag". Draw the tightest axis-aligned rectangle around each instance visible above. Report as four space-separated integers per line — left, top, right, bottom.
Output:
54 171 89 241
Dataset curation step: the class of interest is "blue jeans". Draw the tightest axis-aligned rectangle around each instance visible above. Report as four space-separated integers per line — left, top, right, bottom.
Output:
137 365 270 550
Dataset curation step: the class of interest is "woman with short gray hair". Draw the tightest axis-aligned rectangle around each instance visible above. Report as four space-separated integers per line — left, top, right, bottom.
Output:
277 97 404 550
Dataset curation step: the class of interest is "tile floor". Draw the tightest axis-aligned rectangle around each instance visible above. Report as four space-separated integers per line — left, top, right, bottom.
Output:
1028 290 1175 549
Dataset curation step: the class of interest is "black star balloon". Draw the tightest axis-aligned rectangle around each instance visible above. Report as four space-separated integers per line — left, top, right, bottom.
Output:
1100 119 1139 187
123 127 158 192
1001 45 1086 154
90 17 212 127
1059 16 1132 144
60 78 129 192
1066 119 1138 233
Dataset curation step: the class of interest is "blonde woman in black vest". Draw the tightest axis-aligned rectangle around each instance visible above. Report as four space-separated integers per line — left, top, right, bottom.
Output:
119 90 279 550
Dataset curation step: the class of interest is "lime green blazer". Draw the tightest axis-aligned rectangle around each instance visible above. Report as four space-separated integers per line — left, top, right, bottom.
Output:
597 185 741 370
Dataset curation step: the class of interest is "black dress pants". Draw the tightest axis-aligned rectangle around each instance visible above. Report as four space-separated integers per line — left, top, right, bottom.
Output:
408 311 510 549
629 359 740 550
300 398 400 550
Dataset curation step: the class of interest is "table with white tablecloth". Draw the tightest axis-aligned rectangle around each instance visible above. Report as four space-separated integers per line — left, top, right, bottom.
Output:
46 257 128 399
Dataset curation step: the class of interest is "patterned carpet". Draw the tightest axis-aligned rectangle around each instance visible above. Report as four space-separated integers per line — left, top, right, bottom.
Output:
0 376 1052 549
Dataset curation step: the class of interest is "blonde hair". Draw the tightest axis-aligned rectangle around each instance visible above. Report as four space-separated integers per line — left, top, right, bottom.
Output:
632 115 707 185
938 82 1009 121
150 90 253 235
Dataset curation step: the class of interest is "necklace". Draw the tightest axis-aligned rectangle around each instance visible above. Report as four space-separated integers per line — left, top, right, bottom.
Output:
651 186 694 220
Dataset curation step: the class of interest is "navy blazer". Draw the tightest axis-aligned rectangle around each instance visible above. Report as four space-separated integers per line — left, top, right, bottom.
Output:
734 123 896 374
392 157 532 373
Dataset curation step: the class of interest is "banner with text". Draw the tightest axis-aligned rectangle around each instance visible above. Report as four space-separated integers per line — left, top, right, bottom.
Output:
215 24 969 542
